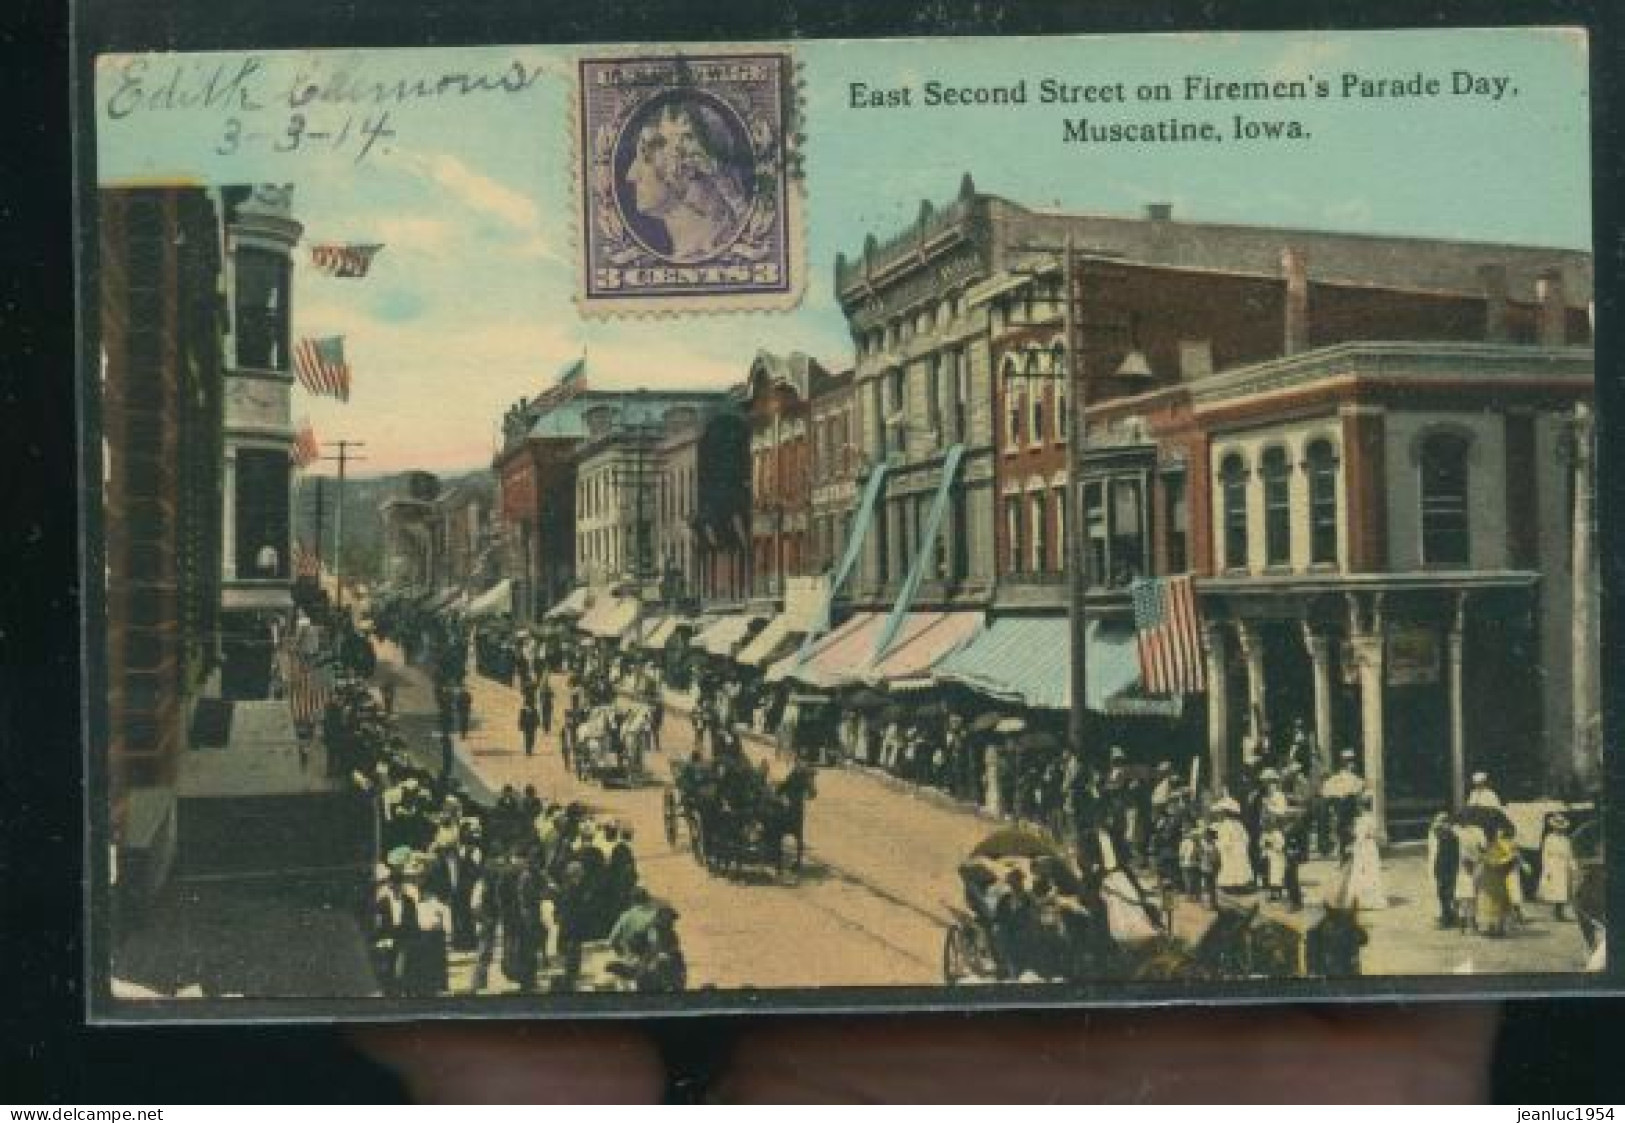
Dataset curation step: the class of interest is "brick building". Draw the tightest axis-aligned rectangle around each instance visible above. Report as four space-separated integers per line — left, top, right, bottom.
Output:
99 187 228 904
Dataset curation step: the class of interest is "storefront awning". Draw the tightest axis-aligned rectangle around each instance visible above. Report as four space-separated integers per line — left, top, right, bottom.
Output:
935 617 1182 716
465 579 514 620
867 611 984 689
579 596 641 639
545 586 592 619
765 612 881 687
691 612 767 657
734 615 805 668
628 614 691 650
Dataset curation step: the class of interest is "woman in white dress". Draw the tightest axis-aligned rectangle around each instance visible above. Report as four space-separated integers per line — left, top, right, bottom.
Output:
1331 797 1388 910
1212 798 1256 891
1537 814 1578 920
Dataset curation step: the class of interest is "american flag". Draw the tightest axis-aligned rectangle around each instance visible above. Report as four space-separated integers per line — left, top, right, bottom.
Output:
284 647 333 729
1130 575 1207 696
294 336 351 401
310 243 384 278
292 420 321 468
292 540 322 579
530 357 588 412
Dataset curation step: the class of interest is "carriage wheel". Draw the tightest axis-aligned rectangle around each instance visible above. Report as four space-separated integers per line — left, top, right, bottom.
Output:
663 790 679 849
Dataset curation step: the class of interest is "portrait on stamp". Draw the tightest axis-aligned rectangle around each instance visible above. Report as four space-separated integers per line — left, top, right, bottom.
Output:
579 53 800 313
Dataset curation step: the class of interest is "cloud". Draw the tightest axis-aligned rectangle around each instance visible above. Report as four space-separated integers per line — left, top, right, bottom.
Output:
403 150 539 231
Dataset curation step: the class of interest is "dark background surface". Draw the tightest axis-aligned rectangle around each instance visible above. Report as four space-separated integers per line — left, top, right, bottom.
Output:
6 0 1623 1102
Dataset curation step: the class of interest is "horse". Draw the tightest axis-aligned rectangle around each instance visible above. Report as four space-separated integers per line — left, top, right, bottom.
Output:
1304 904 1368 977
763 763 819 872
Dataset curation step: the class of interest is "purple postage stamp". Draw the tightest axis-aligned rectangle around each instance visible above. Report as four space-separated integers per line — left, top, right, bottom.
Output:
577 50 802 315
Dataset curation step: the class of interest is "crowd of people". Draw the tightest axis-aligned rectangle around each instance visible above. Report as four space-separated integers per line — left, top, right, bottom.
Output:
306 600 688 998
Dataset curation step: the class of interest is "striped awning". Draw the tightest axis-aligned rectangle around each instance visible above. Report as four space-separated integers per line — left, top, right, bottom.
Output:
867 611 984 688
935 617 1181 716
579 596 641 639
765 612 880 687
764 611 981 690
734 615 804 668
630 615 691 650
691 612 766 657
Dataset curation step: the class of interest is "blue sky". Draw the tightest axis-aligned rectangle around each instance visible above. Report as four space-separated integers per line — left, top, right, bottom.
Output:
95 28 1591 472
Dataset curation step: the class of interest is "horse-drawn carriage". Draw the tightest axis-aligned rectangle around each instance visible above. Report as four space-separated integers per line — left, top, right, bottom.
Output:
571 704 647 788
664 755 817 878
942 827 1364 985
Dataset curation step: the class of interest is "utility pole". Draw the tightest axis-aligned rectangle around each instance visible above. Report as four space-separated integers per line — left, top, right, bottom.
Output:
1013 235 1092 759
1062 234 1090 760
311 476 326 567
320 440 367 610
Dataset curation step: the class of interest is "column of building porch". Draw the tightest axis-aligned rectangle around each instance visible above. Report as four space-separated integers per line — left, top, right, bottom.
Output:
1198 593 1468 843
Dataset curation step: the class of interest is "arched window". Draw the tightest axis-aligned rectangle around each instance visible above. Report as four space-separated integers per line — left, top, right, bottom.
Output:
1306 439 1339 565
1262 446 1292 566
1221 453 1250 571
1052 345 1069 440
1004 359 1024 450
1421 431 1471 565
1026 352 1044 446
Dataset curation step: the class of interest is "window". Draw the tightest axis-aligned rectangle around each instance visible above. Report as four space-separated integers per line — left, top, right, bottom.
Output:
1005 365 1024 450
927 354 943 442
1052 485 1067 571
1306 439 1339 565
1054 348 1069 440
1221 453 1250 571
235 448 289 578
888 368 907 454
1083 481 1107 585
1110 477 1145 585
1262 446 1292 567
1031 491 1048 573
1164 472 1189 574
1421 432 1471 565
952 350 968 441
1027 354 1044 447
1006 496 1024 574
235 247 291 371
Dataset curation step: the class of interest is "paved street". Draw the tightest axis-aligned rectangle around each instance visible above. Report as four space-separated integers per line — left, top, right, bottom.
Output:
378 639 1591 991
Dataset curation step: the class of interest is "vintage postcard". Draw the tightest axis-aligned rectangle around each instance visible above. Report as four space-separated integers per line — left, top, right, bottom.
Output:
81 27 1612 1021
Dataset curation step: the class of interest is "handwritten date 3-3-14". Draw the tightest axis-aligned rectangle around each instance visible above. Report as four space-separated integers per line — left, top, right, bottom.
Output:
216 111 398 163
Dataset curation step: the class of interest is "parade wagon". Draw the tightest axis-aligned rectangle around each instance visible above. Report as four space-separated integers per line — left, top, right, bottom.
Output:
571 705 645 788
664 755 817 879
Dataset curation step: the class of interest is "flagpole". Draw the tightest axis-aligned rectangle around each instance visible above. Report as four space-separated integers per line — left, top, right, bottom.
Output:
321 440 366 611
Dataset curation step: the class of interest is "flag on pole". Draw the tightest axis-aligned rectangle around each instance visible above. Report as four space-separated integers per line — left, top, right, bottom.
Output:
292 420 321 469
310 243 384 278
531 355 589 412
1130 575 1207 696
283 646 333 729
294 336 352 401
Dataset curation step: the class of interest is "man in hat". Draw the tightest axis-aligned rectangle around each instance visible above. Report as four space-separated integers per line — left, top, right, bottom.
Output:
1466 772 1503 810
518 698 541 757
1428 811 1461 928
538 676 556 734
